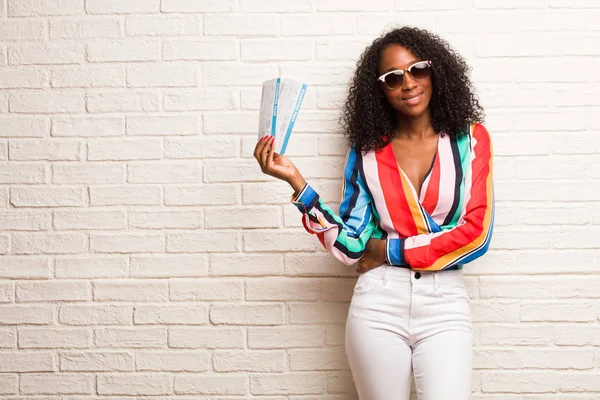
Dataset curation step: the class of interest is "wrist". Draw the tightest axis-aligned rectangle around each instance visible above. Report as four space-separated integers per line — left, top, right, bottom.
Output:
288 172 306 195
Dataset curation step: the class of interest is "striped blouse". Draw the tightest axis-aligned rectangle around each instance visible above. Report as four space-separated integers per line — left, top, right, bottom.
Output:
292 123 494 271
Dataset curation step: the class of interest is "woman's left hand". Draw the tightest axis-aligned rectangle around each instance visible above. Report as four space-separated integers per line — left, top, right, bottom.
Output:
356 238 387 274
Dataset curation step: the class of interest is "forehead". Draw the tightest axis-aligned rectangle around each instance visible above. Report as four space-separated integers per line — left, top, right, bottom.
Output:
379 44 420 73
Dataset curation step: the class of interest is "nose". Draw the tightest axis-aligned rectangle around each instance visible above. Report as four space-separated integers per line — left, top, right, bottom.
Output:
402 72 417 90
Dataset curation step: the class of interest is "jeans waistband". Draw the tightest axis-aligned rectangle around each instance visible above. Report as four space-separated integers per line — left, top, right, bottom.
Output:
362 264 466 286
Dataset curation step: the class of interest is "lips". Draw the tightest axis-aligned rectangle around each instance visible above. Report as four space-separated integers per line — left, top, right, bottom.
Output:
402 92 423 105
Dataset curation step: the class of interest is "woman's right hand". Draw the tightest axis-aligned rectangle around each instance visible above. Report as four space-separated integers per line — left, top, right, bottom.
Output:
253 135 306 192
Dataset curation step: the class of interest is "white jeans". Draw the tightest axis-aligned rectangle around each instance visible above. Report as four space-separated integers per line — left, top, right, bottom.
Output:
345 264 473 400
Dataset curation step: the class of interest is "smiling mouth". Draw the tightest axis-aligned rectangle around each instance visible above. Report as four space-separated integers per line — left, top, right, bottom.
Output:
403 93 422 101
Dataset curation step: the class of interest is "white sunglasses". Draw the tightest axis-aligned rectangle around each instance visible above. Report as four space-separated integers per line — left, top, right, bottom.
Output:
377 60 432 90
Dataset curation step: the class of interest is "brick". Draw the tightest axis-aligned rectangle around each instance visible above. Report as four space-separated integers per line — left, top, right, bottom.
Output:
88 138 161 161
242 182 297 205
97 374 171 395
59 305 132 325
9 140 80 161
94 327 167 348
250 372 326 395
60 351 134 372
0 117 48 137
10 90 83 113
289 302 349 324
205 14 279 35
127 161 201 184
240 0 311 12
0 328 16 348
164 89 238 111
127 115 200 135
203 112 257 134
248 326 325 349
93 280 168 301
54 209 125 230
86 91 159 113
482 371 558 393
204 63 278 86
319 0 392 10
166 137 237 159
559 372 600 392
167 231 240 253
9 44 83 65
90 233 164 253
13 233 85 254
281 14 356 35
126 63 198 87
325 325 345 346
55 256 128 279
243 229 321 252
164 39 237 61
168 327 243 349
213 350 286 372
87 0 159 14
175 374 247 395
161 0 234 12
0 374 16 394
206 206 280 229
52 65 124 87
210 254 283 276
321 278 355 302
50 18 121 39
165 184 238 206
480 276 555 299
241 39 313 61
0 306 53 325
0 68 46 89
0 211 48 230
131 255 208 278
0 257 50 279
90 186 162 206
129 210 202 229
52 163 124 184
478 325 554 346
16 281 89 302
136 350 210 371
0 351 53 372
134 304 208 325
10 187 82 208
52 116 124 137
204 160 269 183
8 0 82 16
210 303 285 325
246 278 320 301
87 40 160 62
20 373 93 395
170 279 243 301
470 301 520 322
18 328 90 348
126 15 199 36
280 65 354 86
520 302 597 322
289 348 350 370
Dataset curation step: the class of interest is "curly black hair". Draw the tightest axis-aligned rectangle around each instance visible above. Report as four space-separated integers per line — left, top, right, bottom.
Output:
341 26 485 152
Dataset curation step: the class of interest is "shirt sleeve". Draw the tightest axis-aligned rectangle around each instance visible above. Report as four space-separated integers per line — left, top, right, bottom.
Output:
385 123 495 271
292 146 378 266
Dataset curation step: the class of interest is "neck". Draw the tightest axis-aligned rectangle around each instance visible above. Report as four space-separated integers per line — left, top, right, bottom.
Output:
394 110 435 140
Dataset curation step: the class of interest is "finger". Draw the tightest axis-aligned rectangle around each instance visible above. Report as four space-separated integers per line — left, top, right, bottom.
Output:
254 135 269 162
266 136 275 166
258 136 272 169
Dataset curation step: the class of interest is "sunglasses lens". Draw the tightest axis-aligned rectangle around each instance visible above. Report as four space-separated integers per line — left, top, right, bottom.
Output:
384 71 404 89
410 62 431 80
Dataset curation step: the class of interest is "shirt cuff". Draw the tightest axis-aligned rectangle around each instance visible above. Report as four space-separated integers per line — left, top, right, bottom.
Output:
386 238 406 266
291 183 319 214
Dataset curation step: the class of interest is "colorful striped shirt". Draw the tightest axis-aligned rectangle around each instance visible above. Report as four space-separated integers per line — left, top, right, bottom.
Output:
292 123 494 271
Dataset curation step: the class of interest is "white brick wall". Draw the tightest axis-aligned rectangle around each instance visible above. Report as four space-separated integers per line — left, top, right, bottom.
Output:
0 0 598 398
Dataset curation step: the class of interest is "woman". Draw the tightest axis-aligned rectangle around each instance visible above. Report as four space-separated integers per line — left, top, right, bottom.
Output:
254 27 493 400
